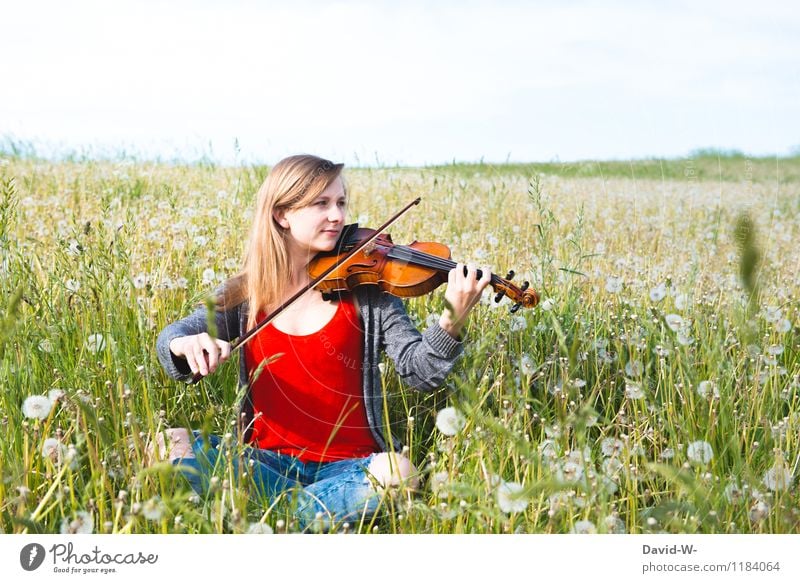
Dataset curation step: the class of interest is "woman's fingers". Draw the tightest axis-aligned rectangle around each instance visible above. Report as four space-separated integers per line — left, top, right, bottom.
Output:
218 339 232 362
171 333 231 377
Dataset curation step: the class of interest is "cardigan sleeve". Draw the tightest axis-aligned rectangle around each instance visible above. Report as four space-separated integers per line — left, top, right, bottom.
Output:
377 292 464 392
155 286 243 382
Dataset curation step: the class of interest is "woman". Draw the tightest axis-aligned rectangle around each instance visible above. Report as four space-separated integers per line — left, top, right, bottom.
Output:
155 154 490 530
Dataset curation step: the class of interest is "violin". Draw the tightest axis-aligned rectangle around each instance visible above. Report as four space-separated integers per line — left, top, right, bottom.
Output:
309 224 539 312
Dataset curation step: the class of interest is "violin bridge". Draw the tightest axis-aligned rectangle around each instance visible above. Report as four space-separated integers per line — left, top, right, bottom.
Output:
362 241 377 256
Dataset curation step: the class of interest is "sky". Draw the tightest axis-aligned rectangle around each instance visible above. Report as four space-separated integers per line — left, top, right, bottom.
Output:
1 0 798 166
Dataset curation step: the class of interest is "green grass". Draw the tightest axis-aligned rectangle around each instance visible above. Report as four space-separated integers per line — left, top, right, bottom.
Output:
1 152 798 534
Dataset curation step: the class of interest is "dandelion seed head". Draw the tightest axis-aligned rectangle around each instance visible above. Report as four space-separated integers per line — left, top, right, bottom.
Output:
625 360 643 377
519 353 536 376
649 282 667 302
686 440 714 465
603 515 626 534
247 522 274 534
665 314 684 332
697 380 720 399
497 481 529 513
605 276 623 294
571 519 597 534
22 395 52 420
749 501 770 523
85 333 112 354
625 380 645 400
142 496 165 521
762 461 793 492
435 407 466 436
42 438 65 463
600 437 625 458
60 511 94 534
509 315 527 332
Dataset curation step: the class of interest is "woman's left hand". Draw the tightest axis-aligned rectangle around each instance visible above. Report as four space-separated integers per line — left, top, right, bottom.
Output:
439 263 492 339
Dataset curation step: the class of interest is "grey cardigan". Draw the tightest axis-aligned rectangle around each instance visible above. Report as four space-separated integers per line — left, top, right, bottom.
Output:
155 285 463 451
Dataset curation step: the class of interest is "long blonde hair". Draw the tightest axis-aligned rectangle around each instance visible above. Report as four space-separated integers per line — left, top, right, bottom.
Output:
218 154 344 331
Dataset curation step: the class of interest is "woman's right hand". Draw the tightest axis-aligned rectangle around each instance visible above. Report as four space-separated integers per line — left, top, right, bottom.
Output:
169 333 232 376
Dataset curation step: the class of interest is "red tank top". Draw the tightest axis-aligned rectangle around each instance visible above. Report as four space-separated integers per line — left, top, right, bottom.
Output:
244 296 378 462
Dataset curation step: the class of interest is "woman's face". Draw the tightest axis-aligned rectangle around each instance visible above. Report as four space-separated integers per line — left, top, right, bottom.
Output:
276 176 347 256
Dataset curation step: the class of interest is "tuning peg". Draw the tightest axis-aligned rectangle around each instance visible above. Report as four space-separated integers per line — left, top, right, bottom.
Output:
494 291 506 303
505 270 515 280
520 281 529 292
510 302 522 313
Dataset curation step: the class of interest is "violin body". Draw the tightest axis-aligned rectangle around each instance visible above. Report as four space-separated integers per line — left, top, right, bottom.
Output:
309 227 451 299
308 224 539 311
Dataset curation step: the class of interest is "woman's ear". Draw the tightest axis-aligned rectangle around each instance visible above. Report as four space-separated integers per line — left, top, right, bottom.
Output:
272 208 289 229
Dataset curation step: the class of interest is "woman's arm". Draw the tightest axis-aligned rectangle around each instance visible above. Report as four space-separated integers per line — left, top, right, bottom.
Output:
155 288 242 381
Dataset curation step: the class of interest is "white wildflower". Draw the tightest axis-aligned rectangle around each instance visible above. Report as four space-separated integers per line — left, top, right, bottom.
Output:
132 273 148 289
605 276 623 294
697 380 719 399
749 500 770 523
67 239 82 256
686 440 714 465
435 407 466 436
22 395 53 420
65 279 81 292
762 460 793 492
85 333 113 354
142 496 165 521
509 315 527 331
42 438 66 464
202 268 216 285
649 282 666 302
674 293 687 310
653 345 671 358
676 330 694 346
660 448 675 460
724 481 743 503
540 298 555 311
430 471 450 499
38 339 53 353
762 306 782 323
776 319 791 333
246 522 274 534
766 344 784 356
625 380 644 399
665 314 684 332
600 438 625 458
539 439 559 460
60 511 94 534
48 389 65 403
602 457 623 476
603 515 626 534
519 353 536 376
559 460 584 483
625 360 643 377
496 481 529 513
571 520 597 534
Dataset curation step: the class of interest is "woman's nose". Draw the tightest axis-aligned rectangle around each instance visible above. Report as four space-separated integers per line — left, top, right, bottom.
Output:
328 205 344 223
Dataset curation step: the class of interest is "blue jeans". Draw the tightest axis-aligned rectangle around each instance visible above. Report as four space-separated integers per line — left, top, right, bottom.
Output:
172 431 382 531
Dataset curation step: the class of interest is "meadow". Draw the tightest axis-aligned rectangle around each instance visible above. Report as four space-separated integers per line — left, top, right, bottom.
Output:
1 151 798 534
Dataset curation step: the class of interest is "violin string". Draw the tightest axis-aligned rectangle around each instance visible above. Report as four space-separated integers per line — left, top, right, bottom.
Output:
387 245 508 287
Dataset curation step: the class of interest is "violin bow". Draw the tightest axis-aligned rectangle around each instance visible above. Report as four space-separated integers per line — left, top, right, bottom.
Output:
189 197 421 383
